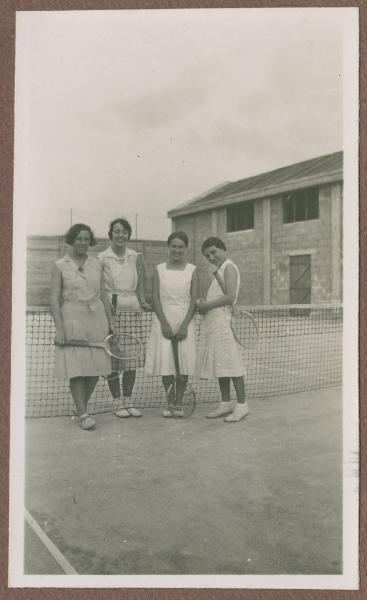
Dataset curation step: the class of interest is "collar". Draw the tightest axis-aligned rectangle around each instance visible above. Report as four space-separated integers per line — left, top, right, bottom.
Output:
105 245 135 260
65 253 91 265
214 257 228 272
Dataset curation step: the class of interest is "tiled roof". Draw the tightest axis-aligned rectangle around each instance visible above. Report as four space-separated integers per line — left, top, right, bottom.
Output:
168 151 343 218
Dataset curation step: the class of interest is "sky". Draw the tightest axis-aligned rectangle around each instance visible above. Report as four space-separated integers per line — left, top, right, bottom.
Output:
15 8 346 239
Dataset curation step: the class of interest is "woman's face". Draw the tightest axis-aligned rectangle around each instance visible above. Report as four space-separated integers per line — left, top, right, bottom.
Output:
111 223 130 249
168 237 187 262
203 244 226 267
72 230 91 255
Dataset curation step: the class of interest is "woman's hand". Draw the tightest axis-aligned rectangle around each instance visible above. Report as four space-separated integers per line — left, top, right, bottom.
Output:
232 305 240 318
140 300 151 311
175 324 188 341
196 298 210 314
161 322 174 339
54 327 65 345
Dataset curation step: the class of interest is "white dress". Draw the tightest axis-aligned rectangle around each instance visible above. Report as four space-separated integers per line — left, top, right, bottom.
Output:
200 258 245 378
145 263 197 376
98 245 143 370
98 246 141 310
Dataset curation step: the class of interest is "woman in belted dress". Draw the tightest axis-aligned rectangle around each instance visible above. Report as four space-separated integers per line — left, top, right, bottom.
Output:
51 223 114 430
98 218 149 418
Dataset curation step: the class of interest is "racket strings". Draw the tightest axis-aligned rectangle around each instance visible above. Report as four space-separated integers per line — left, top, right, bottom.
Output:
231 311 259 348
106 333 142 360
182 384 196 417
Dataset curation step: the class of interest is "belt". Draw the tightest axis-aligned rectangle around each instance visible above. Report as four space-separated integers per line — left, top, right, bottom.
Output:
63 299 100 312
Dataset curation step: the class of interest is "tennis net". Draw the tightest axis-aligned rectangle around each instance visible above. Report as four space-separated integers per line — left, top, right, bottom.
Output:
26 305 342 417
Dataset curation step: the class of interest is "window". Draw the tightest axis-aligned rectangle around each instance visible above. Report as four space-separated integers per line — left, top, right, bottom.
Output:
226 201 254 232
283 188 319 223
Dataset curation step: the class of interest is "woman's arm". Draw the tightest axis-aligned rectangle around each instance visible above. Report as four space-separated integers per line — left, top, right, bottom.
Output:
152 267 174 339
50 264 65 344
136 253 150 309
100 272 115 333
197 264 237 313
176 268 199 340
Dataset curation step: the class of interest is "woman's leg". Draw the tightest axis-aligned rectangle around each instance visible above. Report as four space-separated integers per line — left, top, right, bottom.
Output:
107 372 121 400
162 375 175 416
206 377 235 418
69 377 87 415
218 377 231 401
69 377 96 429
122 370 136 397
122 370 141 417
224 376 249 423
85 376 99 406
175 375 188 407
232 376 245 403
162 375 175 400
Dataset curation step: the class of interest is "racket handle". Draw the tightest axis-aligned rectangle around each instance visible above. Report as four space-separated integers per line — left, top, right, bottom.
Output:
171 336 180 376
111 294 118 318
55 339 91 347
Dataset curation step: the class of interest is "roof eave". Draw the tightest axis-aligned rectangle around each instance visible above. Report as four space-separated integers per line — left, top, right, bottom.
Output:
168 170 343 218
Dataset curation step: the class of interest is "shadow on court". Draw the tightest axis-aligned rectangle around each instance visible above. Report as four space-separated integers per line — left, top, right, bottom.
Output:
25 387 342 575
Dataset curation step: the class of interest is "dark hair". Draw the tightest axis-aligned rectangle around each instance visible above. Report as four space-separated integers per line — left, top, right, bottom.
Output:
201 236 226 253
65 223 96 247
108 218 132 240
167 230 189 248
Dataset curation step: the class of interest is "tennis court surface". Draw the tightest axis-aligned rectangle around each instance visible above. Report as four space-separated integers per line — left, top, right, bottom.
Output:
25 386 342 575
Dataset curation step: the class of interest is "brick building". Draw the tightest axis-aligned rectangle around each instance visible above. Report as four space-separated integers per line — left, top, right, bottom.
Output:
168 151 343 305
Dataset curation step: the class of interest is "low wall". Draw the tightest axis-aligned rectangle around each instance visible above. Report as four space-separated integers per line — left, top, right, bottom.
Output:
27 236 167 306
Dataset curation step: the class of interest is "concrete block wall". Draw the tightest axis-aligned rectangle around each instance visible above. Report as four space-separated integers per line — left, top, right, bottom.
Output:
220 201 264 305
173 212 223 298
270 185 335 304
172 182 343 305
174 202 265 303
27 236 167 306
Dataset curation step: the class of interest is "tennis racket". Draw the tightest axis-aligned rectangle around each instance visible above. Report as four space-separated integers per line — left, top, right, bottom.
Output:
55 333 143 360
166 336 196 418
213 270 259 349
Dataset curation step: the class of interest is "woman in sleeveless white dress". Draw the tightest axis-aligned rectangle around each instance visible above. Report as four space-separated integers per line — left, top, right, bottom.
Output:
145 231 198 417
197 237 249 423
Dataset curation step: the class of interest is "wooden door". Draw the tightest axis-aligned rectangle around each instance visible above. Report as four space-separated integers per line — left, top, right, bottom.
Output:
290 255 311 304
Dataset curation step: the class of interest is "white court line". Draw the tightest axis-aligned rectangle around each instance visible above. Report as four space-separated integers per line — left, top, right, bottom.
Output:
244 359 300 377
25 508 78 575
246 359 334 382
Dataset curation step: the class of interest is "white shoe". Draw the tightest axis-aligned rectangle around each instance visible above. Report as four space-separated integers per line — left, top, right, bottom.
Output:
77 413 96 430
162 408 173 418
206 401 235 418
224 402 249 423
127 407 142 418
172 407 184 418
114 408 130 418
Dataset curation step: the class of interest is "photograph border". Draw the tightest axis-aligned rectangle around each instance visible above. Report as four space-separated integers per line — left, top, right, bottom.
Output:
1 0 365 597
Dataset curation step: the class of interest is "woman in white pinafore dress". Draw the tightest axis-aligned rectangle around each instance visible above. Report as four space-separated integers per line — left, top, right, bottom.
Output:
197 237 249 423
145 231 198 417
